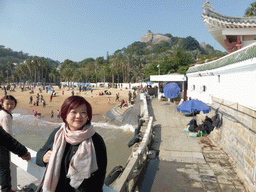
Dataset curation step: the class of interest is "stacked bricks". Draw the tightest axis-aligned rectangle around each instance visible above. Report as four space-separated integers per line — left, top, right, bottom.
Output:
198 97 256 188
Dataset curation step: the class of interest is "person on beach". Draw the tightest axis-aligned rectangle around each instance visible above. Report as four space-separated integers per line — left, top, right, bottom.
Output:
51 110 54 118
128 91 132 103
36 96 107 192
42 99 46 107
33 110 37 117
119 99 125 108
29 95 33 104
50 94 53 102
57 109 60 118
0 95 31 192
115 93 119 102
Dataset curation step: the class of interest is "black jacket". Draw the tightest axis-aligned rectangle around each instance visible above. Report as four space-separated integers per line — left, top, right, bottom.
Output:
0 126 28 157
36 127 107 192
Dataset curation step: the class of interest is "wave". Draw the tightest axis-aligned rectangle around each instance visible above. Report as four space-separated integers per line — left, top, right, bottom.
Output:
12 113 135 132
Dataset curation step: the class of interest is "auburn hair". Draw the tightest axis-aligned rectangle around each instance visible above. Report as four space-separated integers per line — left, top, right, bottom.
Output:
60 96 92 126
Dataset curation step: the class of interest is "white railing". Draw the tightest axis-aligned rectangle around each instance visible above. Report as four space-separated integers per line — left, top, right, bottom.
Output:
140 93 149 120
11 149 117 191
10 148 45 190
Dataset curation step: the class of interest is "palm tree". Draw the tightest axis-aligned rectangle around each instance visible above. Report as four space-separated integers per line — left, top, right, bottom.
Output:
244 2 256 17
16 63 29 84
24 59 33 82
60 68 73 87
49 68 60 84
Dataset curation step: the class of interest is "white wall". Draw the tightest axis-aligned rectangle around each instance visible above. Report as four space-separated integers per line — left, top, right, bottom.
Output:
187 70 256 110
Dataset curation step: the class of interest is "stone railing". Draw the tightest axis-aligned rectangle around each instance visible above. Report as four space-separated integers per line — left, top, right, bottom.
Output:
112 93 153 192
112 117 153 192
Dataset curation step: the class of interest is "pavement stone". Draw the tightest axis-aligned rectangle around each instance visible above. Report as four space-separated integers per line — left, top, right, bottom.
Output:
137 98 246 192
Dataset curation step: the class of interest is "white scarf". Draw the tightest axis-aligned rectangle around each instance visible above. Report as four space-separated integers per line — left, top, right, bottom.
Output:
42 123 98 191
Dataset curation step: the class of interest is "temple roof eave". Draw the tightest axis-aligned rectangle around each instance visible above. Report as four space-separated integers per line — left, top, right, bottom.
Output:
187 42 256 74
202 8 256 25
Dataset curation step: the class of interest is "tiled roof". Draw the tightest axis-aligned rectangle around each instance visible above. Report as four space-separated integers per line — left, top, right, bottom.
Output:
203 8 256 24
187 43 256 73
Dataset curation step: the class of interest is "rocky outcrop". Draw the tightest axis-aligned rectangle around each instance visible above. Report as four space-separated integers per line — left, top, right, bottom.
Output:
141 30 172 45
200 42 206 49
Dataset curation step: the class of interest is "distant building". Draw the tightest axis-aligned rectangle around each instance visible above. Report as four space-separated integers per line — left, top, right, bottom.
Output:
202 1 256 53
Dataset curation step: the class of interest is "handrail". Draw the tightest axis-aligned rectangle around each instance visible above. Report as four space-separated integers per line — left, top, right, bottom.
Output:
11 148 116 191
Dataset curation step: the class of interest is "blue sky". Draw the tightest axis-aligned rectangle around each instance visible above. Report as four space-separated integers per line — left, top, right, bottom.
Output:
0 0 254 62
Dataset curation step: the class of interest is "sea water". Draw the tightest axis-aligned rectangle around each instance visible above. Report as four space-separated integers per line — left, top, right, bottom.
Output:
11 112 135 175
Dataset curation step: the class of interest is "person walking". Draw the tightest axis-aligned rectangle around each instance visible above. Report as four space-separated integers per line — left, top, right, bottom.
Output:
50 94 53 102
29 95 33 104
115 93 120 102
128 91 132 103
36 96 107 191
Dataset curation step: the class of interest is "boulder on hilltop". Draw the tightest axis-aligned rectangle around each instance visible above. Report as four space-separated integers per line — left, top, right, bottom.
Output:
141 30 172 45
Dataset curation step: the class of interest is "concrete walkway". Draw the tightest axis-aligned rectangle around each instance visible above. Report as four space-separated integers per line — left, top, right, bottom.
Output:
137 98 246 192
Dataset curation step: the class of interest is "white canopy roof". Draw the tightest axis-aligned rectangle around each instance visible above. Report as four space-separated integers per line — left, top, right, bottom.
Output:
150 74 187 82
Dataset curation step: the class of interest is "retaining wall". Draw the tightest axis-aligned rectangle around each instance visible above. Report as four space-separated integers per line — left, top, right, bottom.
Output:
200 97 256 190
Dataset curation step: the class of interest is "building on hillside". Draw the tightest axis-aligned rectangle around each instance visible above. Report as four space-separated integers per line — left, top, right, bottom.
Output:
202 1 256 53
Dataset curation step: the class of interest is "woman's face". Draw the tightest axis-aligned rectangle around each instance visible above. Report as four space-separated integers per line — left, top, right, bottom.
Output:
66 104 88 131
2 99 16 113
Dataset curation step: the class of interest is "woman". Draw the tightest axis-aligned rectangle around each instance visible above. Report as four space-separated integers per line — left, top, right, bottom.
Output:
36 96 107 192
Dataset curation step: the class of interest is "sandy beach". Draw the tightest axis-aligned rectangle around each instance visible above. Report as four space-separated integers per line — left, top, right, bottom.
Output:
1 86 132 119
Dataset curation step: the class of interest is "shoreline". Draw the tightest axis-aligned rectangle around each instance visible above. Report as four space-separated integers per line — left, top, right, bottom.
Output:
2 86 132 120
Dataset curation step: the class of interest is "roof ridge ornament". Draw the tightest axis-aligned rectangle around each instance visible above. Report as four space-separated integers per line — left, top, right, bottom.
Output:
203 1 214 14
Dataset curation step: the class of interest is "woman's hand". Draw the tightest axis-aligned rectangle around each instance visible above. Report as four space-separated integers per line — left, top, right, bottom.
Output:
43 150 52 163
21 152 31 161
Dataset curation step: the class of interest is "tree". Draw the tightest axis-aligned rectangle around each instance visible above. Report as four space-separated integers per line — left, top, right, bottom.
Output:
180 36 200 51
49 68 60 83
144 61 160 78
0 71 5 85
244 2 256 17
60 68 73 87
170 50 193 74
